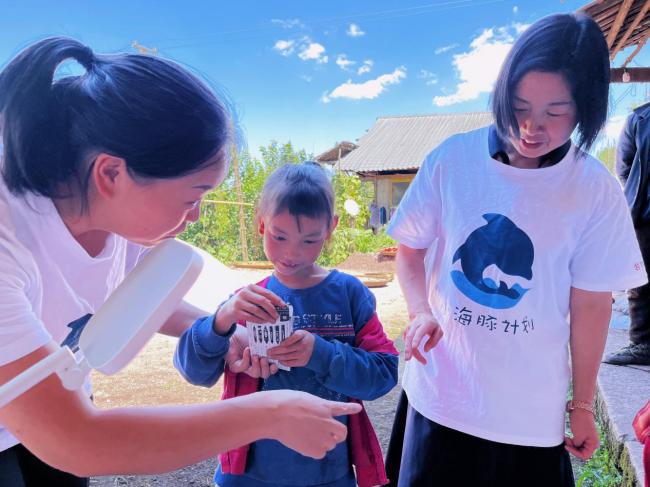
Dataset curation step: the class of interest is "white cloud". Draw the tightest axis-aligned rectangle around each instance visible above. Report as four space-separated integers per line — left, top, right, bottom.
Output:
273 39 295 56
298 41 328 63
513 6 519 14
347 23 365 37
435 43 458 55
357 59 374 75
336 54 356 71
433 26 517 107
513 22 530 34
275 37 328 63
336 55 355 70
322 67 406 103
419 69 438 85
301 74 313 83
271 18 304 29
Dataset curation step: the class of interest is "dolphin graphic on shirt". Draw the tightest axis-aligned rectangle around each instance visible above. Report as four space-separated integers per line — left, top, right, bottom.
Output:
450 213 533 309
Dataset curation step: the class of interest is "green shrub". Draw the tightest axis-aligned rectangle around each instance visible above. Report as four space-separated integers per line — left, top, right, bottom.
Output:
575 426 622 487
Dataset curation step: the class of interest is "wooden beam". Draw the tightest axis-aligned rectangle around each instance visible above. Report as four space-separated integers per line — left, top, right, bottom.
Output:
607 0 635 48
626 23 650 44
611 67 650 82
612 0 650 59
618 27 650 69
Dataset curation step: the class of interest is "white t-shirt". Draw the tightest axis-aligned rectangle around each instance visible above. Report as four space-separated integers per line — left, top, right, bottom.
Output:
387 126 647 447
0 178 141 451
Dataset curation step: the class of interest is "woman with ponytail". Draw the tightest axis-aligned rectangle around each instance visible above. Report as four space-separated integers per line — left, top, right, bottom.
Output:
0 37 359 486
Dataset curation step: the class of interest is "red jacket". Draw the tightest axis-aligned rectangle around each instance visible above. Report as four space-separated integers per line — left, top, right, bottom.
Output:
633 400 650 487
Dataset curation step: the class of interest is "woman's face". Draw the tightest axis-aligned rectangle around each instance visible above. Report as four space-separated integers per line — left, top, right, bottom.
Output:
508 71 577 161
114 152 227 246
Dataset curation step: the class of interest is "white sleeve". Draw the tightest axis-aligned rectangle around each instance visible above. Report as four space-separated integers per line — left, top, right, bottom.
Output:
386 143 445 249
0 241 51 366
570 171 648 291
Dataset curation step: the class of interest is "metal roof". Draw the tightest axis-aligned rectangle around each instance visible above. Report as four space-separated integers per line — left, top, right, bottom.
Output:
339 112 493 173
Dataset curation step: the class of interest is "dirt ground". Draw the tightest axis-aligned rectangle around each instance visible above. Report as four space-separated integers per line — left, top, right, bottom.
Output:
90 254 406 486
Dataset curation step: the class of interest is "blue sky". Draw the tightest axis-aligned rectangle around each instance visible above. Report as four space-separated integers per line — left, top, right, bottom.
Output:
1 0 648 158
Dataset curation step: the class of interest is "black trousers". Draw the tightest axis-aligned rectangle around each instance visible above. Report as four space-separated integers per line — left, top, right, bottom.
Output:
385 392 574 487
629 223 650 344
0 443 88 487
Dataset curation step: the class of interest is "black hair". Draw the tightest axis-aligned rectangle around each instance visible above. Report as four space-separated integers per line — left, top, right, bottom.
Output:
257 162 335 228
491 13 610 152
0 37 233 203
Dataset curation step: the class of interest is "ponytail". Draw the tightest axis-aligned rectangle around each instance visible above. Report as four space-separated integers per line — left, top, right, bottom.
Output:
0 37 98 197
0 36 233 203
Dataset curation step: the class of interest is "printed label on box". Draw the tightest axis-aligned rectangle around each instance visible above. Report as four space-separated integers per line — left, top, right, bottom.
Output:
248 304 293 371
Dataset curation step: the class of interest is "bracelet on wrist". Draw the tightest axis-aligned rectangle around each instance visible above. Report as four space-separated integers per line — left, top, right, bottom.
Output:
566 399 594 415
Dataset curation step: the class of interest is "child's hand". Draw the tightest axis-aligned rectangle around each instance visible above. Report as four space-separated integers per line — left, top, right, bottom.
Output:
229 347 279 379
565 409 599 460
225 326 279 379
215 284 285 333
268 330 315 367
403 312 443 364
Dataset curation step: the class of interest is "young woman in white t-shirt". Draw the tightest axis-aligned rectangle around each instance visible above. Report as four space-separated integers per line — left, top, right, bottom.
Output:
385 13 647 487
0 37 360 486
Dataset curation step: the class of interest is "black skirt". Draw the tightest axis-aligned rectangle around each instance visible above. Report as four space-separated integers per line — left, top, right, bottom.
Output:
0 443 89 487
385 391 575 487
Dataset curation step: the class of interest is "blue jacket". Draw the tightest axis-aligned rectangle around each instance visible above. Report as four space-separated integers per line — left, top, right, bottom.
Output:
174 270 398 486
616 101 650 226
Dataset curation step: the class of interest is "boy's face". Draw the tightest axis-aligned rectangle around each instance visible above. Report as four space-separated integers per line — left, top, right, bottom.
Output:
259 210 336 282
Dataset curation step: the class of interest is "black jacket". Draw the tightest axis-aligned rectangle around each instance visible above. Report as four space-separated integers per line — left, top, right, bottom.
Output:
617 102 650 226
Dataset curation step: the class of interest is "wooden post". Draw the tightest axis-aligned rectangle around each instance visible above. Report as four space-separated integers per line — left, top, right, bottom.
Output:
232 151 249 262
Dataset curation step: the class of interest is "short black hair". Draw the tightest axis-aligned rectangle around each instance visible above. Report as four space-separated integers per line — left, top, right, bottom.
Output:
257 162 335 228
491 13 610 152
0 37 234 204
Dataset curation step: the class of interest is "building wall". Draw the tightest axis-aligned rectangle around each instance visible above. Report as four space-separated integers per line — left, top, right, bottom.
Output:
362 173 415 226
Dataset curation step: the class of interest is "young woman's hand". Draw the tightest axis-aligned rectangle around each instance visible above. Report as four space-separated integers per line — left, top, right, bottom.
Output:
403 312 443 364
214 284 285 333
565 410 599 460
268 330 315 367
261 390 362 458
225 326 279 379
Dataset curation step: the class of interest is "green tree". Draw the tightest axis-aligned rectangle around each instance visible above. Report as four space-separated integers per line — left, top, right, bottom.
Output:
180 141 309 262
181 140 395 266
